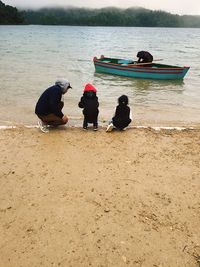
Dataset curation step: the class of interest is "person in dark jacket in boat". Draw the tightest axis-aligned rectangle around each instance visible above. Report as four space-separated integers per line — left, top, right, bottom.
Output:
78 83 99 131
35 78 72 133
137 51 153 64
106 95 132 132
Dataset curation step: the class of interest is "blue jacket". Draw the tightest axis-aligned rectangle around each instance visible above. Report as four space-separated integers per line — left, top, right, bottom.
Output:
35 85 64 118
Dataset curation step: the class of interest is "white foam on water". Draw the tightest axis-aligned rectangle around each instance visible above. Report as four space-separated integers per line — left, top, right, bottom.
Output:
130 126 194 131
0 125 195 131
0 126 17 129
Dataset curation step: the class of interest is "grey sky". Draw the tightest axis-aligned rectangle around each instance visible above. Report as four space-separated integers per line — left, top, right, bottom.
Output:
4 0 200 15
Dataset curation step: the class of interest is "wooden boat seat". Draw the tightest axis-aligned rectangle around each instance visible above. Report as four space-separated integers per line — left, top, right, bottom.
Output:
118 59 132 64
102 60 111 63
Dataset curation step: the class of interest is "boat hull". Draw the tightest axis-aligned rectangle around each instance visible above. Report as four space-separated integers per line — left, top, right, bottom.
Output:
93 57 190 80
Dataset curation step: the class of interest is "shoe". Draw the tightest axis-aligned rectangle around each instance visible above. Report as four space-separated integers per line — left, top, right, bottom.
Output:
83 126 88 130
106 123 114 132
93 126 98 131
38 120 49 133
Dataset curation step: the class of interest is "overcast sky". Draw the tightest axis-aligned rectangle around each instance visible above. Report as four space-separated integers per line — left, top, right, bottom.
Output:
3 0 200 15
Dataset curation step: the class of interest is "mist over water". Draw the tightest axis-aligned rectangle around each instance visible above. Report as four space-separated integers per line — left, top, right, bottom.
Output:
0 25 200 126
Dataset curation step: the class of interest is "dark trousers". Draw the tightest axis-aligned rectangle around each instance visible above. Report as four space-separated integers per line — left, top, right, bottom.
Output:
37 102 65 126
112 118 131 130
38 113 66 126
83 117 98 128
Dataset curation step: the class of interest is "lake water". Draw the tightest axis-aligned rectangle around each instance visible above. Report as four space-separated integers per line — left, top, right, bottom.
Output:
0 25 200 127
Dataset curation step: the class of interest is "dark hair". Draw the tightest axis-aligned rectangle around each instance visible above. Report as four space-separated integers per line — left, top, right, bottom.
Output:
118 95 129 106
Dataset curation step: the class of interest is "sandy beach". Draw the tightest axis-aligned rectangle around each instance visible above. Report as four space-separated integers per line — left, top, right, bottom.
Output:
0 126 200 267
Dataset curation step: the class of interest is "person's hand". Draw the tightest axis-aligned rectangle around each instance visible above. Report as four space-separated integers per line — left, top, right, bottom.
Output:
62 115 68 124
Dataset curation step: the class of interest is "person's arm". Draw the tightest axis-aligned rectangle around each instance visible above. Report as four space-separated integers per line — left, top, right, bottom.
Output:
49 90 64 118
62 115 68 123
96 96 99 108
113 106 119 119
78 97 85 108
129 107 133 121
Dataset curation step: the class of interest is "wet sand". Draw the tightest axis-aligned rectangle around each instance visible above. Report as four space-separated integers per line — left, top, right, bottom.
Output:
0 127 200 267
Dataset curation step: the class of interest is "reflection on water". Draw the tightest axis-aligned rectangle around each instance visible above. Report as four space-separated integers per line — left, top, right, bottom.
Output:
133 79 184 92
93 71 185 99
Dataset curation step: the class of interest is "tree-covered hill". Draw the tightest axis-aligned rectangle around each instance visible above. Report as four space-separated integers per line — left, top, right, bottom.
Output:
21 7 200 27
1 0 200 27
0 0 23 24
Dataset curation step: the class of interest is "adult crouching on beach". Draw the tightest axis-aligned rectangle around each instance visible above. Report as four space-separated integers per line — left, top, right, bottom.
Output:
35 78 72 133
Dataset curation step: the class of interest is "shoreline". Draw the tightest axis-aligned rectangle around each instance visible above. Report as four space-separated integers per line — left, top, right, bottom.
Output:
0 127 200 266
0 122 199 131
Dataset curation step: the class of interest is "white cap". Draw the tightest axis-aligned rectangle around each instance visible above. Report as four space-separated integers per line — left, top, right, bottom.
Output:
55 78 72 93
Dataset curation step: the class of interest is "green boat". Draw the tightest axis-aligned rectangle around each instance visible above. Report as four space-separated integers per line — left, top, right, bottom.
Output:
93 56 190 80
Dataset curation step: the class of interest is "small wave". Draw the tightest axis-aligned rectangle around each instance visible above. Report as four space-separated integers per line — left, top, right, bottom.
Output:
185 46 196 49
77 59 91 62
0 125 195 131
174 50 186 54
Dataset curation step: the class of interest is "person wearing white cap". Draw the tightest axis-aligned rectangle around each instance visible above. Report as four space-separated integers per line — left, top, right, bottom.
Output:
35 78 72 133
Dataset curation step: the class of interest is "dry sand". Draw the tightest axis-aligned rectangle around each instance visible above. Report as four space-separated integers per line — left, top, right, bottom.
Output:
0 126 200 267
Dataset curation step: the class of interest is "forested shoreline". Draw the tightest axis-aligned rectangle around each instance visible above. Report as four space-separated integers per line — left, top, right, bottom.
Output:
21 7 200 27
0 1 23 24
1 0 200 27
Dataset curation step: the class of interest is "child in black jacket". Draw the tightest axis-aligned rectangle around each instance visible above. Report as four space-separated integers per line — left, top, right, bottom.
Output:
78 83 99 130
106 95 132 132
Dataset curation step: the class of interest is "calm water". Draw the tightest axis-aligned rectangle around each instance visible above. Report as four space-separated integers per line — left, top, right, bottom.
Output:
0 25 200 126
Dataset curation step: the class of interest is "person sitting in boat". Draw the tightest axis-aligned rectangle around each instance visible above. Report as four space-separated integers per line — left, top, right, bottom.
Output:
78 83 99 131
137 51 153 64
106 95 132 132
35 78 72 133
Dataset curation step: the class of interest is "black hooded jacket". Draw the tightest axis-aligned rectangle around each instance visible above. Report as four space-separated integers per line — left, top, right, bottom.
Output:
137 51 153 63
35 85 64 118
78 91 99 122
112 104 131 129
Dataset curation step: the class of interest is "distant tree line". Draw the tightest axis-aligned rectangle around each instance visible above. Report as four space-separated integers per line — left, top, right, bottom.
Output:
21 7 200 27
1 0 200 27
0 0 23 24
